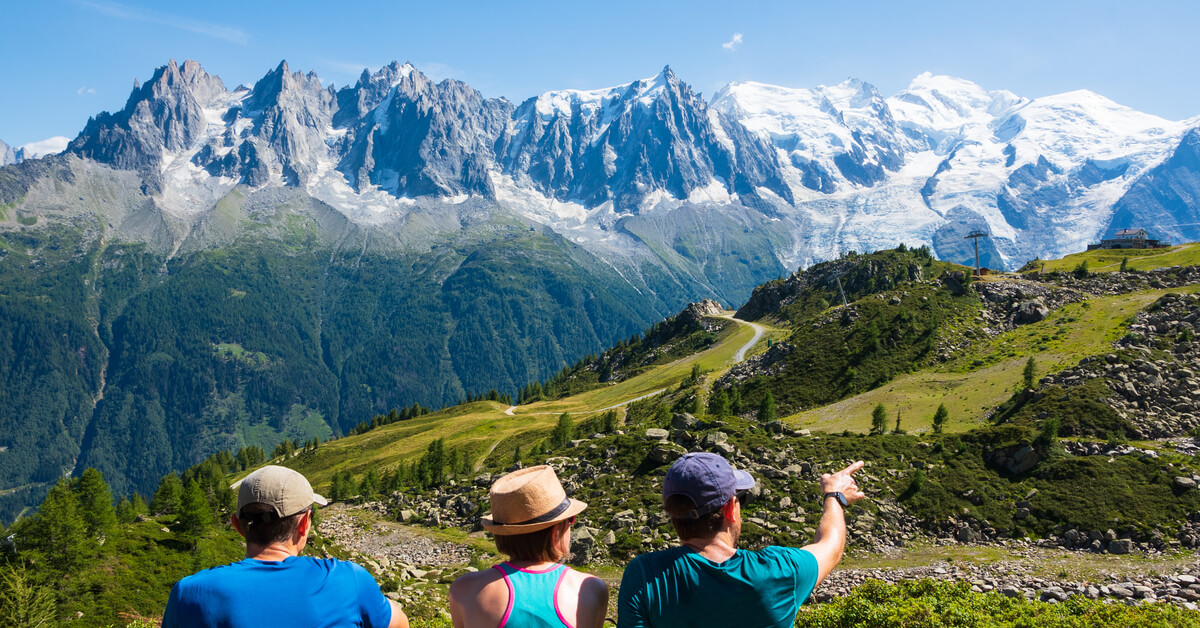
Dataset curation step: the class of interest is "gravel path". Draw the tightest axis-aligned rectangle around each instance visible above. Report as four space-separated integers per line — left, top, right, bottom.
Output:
319 509 474 567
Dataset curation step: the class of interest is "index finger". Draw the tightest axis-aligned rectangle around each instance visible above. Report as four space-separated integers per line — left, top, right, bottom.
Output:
840 460 865 476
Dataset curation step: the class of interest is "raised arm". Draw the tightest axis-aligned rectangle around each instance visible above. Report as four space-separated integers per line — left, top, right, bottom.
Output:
800 460 866 587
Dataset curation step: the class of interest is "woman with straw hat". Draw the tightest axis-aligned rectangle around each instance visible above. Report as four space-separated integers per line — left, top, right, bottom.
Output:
449 465 609 628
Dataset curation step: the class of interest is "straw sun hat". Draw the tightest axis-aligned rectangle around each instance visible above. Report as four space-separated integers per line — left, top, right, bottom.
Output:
481 465 587 535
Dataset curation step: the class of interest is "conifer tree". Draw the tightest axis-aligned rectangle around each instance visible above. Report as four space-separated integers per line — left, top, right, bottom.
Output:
116 496 136 524
0 565 56 627
730 387 743 416
422 439 447 487
551 412 573 447
37 478 88 571
131 493 149 517
932 404 949 434
151 473 183 515
602 410 618 433
75 468 116 541
177 480 212 544
757 391 777 423
709 389 730 417
871 403 889 435
1023 356 1037 390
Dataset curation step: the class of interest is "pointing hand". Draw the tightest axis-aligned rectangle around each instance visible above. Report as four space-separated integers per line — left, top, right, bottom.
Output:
820 460 866 504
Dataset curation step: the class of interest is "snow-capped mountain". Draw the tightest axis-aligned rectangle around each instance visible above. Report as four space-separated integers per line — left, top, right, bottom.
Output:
0 139 14 166
27 60 1200 270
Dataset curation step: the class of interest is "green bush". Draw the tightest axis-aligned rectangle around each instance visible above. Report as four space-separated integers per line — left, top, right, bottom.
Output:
794 579 1200 627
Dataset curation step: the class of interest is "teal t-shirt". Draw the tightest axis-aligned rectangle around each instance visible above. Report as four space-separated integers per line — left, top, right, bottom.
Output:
617 546 819 628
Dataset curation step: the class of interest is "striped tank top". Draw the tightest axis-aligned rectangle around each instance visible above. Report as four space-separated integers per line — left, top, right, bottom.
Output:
491 561 575 628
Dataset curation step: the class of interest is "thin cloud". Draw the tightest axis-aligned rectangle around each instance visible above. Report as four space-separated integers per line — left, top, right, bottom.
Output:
77 1 249 45
77 86 96 95
722 32 744 51
21 137 71 158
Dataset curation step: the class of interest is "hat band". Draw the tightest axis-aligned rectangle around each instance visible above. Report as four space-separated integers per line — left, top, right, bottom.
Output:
492 497 572 526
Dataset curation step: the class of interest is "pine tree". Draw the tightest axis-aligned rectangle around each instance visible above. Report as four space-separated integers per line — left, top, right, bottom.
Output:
423 439 447 487
709 389 730 417
0 565 56 627
601 410 618 433
870 403 889 436
131 493 149 516
1023 356 1037 390
690 363 701 384
116 496 136 524
892 410 904 435
151 473 183 515
512 445 522 464
1120 257 1129 272
177 480 212 544
551 412 573 447
757 392 777 423
730 387 743 416
931 404 949 434
37 478 88 571
75 468 117 541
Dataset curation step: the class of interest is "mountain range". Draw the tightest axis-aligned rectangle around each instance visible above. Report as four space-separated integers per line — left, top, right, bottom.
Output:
2 58 1199 521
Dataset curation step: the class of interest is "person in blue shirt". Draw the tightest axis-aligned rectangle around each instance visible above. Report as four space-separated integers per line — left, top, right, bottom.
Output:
617 452 866 628
162 465 409 628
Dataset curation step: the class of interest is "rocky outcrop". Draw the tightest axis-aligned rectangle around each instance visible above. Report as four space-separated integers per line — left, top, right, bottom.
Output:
1039 292 1200 437
973 279 1085 332
735 250 933 322
714 341 793 387
677 299 723 325
1039 266 1200 296
69 59 228 175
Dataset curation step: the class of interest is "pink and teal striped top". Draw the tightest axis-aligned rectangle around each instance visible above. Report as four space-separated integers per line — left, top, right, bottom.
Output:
491 562 575 628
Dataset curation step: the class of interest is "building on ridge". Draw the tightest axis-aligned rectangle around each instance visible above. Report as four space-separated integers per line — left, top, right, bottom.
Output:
1087 228 1169 250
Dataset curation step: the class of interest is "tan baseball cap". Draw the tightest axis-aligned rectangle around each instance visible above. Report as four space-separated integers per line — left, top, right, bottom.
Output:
232 465 328 518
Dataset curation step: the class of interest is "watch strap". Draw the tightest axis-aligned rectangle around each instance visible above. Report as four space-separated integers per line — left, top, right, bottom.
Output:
823 492 848 508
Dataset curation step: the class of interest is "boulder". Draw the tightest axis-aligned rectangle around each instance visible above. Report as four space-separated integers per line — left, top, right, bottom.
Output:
644 428 669 441
1108 539 1135 554
649 443 686 464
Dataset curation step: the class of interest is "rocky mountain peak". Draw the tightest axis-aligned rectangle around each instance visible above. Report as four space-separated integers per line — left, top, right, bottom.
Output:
0 139 15 166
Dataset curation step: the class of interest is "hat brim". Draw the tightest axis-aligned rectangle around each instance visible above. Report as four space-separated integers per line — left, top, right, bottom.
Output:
732 469 755 491
481 498 587 535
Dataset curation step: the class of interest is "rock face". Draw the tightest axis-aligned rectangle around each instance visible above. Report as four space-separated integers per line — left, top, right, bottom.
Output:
498 67 791 212
0 139 15 166
33 57 1200 272
1038 290 1200 437
70 59 229 175
973 279 1084 331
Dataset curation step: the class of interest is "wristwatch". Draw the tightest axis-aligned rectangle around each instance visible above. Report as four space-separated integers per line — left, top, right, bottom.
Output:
823 492 848 508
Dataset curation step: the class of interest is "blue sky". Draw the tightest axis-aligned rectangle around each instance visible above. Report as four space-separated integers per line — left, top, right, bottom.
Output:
3 0 1199 147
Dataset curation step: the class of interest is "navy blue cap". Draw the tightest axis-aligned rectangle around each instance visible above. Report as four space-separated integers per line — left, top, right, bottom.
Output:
663 452 755 519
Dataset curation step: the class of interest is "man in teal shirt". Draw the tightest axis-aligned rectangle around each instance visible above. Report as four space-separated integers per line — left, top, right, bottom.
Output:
617 453 865 627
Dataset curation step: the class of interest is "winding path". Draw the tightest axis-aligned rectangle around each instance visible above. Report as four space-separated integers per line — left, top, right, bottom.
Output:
721 315 766 363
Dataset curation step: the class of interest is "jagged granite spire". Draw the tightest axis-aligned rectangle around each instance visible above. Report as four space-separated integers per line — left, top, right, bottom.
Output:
68 59 228 172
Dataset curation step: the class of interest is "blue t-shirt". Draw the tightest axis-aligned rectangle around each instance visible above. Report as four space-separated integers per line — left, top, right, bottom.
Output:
162 556 393 628
617 546 819 628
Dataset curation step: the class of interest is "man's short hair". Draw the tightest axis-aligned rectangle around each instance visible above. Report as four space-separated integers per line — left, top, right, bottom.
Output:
664 494 724 540
239 502 308 546
493 523 565 563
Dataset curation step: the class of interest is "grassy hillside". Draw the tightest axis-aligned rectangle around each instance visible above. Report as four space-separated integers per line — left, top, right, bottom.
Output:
1021 243 1200 274
789 285 1200 433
